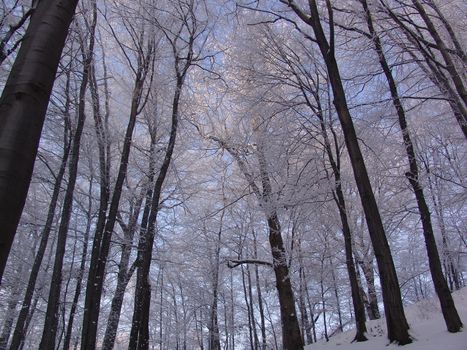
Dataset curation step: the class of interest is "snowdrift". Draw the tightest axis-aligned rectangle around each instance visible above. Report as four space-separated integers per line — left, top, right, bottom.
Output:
305 287 467 350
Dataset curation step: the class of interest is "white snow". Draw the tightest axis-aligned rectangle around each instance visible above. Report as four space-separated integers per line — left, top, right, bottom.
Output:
305 288 467 350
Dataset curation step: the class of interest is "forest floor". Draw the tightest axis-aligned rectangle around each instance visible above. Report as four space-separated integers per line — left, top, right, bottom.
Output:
305 287 467 350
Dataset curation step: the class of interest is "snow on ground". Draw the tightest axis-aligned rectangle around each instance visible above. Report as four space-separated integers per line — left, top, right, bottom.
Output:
305 288 467 350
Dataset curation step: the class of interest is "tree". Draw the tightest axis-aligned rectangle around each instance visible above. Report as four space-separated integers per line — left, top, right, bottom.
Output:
0 0 79 283
280 0 411 344
379 0 467 139
359 0 462 333
8 66 73 350
80 1 156 348
38 3 97 348
129 1 199 347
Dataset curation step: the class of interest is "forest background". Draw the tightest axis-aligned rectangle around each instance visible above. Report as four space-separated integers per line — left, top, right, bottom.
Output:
0 0 465 349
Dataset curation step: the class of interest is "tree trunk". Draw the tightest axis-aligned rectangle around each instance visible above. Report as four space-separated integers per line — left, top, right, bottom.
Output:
209 219 223 350
38 9 96 346
361 0 462 332
427 169 462 290
329 256 343 333
256 130 303 350
267 214 303 349
357 256 380 320
0 0 79 283
298 256 313 345
62 178 93 350
0 263 25 349
253 231 267 349
81 31 153 350
286 0 410 343
313 88 367 341
241 265 255 350
129 19 195 343
247 264 259 350
9 104 71 350
101 181 147 350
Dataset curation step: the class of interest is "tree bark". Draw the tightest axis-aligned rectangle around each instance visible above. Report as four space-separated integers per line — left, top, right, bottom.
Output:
0 0 79 283
286 0 411 343
0 263 25 349
38 8 96 346
62 177 93 350
315 87 367 341
253 231 267 349
9 101 71 350
267 214 303 349
81 27 154 350
381 1 467 139
361 0 462 332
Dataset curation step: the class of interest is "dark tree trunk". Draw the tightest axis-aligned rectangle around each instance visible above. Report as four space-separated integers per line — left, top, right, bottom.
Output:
314 90 367 341
101 211 142 350
256 131 303 350
0 0 79 283
357 257 380 320
286 0 410 344
241 265 255 350
0 263 25 349
129 16 197 343
9 105 71 350
38 9 97 346
253 232 267 349
101 152 150 350
267 214 304 349
62 178 93 350
411 0 466 109
361 0 462 332
330 256 343 333
381 1 467 139
81 32 153 350
209 220 223 350
129 67 184 350
247 264 259 350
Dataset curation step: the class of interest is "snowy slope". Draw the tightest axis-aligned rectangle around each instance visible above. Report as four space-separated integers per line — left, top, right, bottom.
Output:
305 288 467 350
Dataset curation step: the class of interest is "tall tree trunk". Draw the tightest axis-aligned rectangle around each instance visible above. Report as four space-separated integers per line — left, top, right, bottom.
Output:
267 213 303 349
427 168 461 290
286 0 410 343
0 0 79 283
38 9 97 346
329 256 343 333
241 265 255 350
381 2 467 139
319 258 329 342
256 132 303 350
9 102 71 350
209 218 223 350
101 180 147 350
361 0 462 332
0 263 25 349
62 175 94 350
357 255 380 320
299 267 313 345
247 264 259 350
313 87 367 341
129 26 192 346
253 231 267 349
81 32 154 350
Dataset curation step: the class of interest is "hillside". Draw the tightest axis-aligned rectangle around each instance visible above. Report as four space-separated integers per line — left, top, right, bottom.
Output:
305 288 467 350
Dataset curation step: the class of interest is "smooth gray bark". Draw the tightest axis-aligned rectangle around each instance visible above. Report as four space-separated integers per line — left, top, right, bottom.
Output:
0 0 79 283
